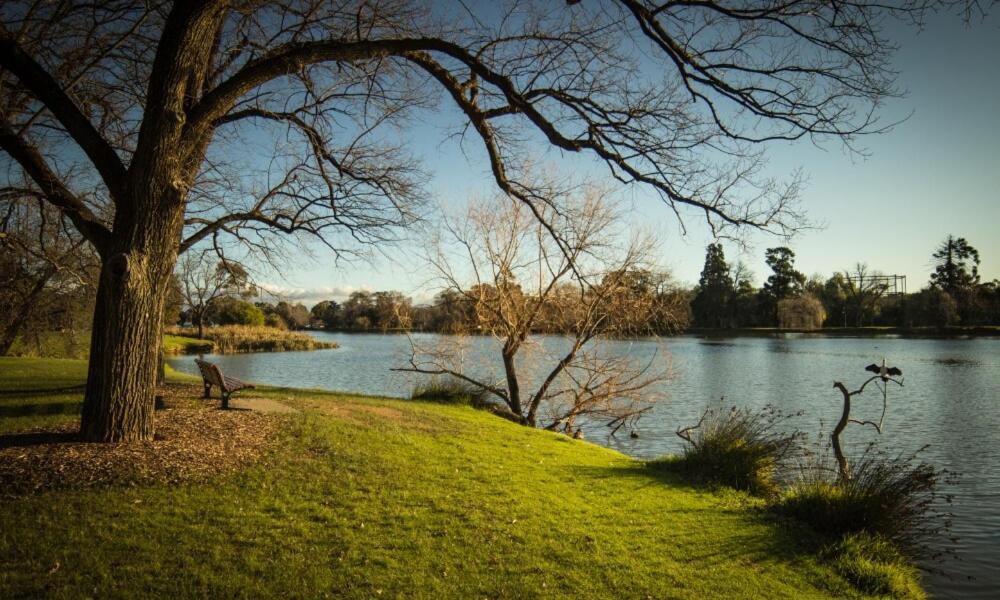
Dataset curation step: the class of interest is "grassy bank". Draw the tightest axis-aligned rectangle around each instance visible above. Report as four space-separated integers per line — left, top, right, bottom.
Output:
0 358 921 598
165 325 338 353
163 334 215 355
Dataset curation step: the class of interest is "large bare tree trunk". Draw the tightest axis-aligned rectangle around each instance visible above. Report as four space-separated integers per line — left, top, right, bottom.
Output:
79 193 185 442
77 3 220 442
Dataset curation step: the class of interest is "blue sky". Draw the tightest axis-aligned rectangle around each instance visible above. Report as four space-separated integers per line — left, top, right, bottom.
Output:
257 8 1000 307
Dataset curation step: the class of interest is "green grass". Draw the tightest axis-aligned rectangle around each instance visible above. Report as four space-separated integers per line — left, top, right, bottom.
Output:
0 358 922 598
827 534 924 600
6 331 91 359
162 334 215 355
0 358 198 434
0 357 89 433
410 377 489 406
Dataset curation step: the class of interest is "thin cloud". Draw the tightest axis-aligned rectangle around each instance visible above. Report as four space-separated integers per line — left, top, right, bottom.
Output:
254 283 437 308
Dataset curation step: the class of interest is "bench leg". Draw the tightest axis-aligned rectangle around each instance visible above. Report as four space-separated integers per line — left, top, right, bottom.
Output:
221 392 230 410
203 382 212 399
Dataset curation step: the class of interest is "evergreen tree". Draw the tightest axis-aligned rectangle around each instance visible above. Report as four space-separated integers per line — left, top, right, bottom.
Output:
691 243 734 328
763 247 805 299
761 247 806 324
930 235 980 293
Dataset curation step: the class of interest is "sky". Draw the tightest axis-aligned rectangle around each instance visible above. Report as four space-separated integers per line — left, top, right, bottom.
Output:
256 7 1000 308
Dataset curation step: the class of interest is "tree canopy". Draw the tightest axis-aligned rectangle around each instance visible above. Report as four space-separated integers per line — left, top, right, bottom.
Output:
763 247 806 300
0 0 986 441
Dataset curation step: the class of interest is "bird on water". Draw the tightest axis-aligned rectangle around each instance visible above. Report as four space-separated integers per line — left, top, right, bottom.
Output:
865 357 902 381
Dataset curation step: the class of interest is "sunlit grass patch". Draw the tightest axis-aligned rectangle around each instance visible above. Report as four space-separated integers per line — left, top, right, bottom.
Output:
0 358 920 598
163 334 215 355
826 533 925 600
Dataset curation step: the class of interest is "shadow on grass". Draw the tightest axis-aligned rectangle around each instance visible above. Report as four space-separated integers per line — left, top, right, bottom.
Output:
0 384 85 397
569 460 705 493
0 401 82 418
0 430 80 449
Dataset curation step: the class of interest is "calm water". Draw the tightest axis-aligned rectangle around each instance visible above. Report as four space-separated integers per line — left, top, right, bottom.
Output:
168 332 1000 598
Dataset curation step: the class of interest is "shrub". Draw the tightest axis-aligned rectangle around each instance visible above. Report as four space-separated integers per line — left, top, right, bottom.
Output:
210 297 265 326
827 533 925 599
264 313 288 330
411 378 489 406
774 447 948 559
652 405 802 496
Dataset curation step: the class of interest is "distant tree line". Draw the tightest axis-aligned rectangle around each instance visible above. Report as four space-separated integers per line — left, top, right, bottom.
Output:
5 226 996 359
179 296 315 333
689 235 1000 330
309 280 691 335
175 235 999 336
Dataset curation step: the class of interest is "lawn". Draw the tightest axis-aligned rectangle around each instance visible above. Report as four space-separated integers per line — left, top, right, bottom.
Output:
0 357 918 598
162 334 215 355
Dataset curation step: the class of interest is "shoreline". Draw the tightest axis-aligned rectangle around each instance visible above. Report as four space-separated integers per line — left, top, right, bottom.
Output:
306 325 1000 339
684 325 1000 338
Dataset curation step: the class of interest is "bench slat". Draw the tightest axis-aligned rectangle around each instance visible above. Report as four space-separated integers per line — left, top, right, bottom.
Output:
195 359 254 408
222 375 253 391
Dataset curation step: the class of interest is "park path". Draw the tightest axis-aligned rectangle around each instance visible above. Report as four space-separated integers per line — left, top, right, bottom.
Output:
227 397 299 414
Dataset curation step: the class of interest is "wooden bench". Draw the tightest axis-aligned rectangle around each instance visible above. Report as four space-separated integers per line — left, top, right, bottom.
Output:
195 359 255 409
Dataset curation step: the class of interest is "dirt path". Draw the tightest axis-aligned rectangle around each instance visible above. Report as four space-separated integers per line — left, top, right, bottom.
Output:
227 397 299 414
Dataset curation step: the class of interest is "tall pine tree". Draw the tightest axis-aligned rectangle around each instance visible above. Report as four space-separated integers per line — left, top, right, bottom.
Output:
691 243 734 328
761 247 806 325
930 235 980 293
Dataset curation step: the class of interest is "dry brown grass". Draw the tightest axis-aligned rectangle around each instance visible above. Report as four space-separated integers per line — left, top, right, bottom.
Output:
165 325 338 353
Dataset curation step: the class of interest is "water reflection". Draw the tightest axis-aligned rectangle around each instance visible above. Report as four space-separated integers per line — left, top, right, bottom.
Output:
168 332 999 599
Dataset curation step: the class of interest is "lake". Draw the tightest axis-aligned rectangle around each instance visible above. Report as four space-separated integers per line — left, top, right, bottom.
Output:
168 332 1000 598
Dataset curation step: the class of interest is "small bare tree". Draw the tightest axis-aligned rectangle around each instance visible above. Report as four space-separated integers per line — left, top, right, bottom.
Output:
832 362 904 481
395 188 674 434
176 252 249 339
844 263 890 326
1 191 97 355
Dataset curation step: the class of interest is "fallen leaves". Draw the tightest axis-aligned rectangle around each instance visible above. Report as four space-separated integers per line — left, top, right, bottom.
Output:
0 384 280 496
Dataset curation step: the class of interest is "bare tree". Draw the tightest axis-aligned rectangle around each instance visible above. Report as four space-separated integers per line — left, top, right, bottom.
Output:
0 1 984 441
832 363 904 481
0 190 97 355
176 252 249 339
843 263 889 327
395 188 672 433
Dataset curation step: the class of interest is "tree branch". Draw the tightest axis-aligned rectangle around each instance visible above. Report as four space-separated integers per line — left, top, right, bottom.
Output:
0 120 111 252
0 26 127 201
